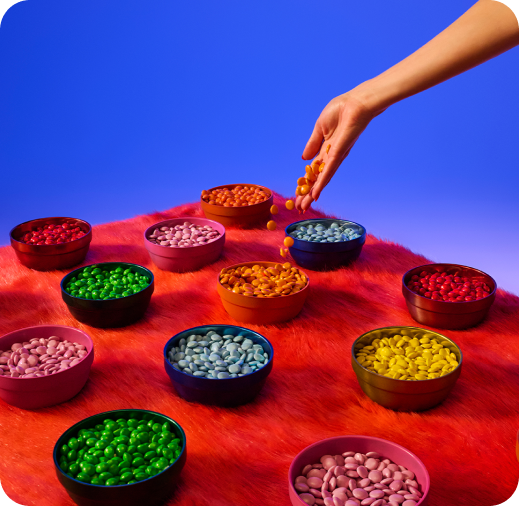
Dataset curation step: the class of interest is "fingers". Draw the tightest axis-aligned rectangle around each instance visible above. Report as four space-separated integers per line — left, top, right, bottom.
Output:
302 118 324 161
310 146 352 202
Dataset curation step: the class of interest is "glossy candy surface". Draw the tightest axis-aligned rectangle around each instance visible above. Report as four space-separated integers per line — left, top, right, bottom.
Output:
18 220 87 245
147 221 220 248
201 185 270 206
289 222 361 243
64 265 151 300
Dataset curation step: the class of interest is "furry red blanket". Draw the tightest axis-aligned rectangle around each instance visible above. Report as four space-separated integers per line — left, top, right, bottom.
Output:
1 195 518 506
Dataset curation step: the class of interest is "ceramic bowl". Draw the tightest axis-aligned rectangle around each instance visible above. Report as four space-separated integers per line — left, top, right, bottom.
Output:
53 409 186 506
288 435 430 506
61 263 154 328
351 326 462 411
164 324 273 406
285 218 366 271
10 217 92 271
402 263 497 329
216 261 309 324
0 325 93 409
200 183 273 227
144 217 225 272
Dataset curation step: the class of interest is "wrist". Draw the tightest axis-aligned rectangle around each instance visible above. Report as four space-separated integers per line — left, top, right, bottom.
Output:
351 77 401 117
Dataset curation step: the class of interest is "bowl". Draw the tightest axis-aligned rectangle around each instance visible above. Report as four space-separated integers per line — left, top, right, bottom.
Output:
351 326 462 411
200 183 273 227
143 217 225 272
61 263 154 328
164 324 274 406
10 217 92 271
285 219 366 271
0 325 94 409
402 263 497 329
216 261 309 324
53 409 186 506
288 435 430 506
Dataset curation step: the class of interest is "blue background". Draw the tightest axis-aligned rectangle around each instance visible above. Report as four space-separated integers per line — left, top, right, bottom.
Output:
1 0 518 294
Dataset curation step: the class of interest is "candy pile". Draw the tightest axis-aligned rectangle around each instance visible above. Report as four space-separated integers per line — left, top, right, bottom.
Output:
147 222 220 248
355 332 459 381
64 265 151 300
17 221 87 245
295 158 325 198
219 262 307 297
201 185 270 207
168 330 269 379
57 415 183 485
289 222 361 243
406 270 492 302
0 336 87 378
294 451 423 506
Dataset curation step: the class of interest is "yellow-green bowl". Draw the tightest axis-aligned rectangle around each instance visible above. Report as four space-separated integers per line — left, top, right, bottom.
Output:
351 326 463 412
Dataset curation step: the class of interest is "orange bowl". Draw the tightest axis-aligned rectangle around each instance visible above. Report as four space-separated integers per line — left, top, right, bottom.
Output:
200 184 273 227
216 261 309 324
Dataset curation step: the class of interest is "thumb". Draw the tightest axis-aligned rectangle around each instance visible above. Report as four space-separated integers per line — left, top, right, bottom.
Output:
302 119 323 160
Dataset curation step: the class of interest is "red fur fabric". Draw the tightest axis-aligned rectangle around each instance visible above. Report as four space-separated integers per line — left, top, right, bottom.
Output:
1 194 519 506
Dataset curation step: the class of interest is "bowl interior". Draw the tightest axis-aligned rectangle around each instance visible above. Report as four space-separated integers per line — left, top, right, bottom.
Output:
164 324 273 381
53 409 186 486
61 262 154 301
286 218 365 239
352 326 462 383
144 217 226 244
10 217 91 244
289 435 430 505
201 183 272 207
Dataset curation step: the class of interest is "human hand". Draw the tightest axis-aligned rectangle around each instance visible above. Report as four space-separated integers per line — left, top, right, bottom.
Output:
297 88 379 211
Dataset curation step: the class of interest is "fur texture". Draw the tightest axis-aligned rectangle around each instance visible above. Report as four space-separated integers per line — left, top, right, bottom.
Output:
1 195 518 506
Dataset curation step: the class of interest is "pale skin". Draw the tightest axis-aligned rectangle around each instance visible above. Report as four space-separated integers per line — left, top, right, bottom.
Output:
297 0 519 211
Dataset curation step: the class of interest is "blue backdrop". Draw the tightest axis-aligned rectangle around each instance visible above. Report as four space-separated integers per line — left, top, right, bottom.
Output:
1 0 518 293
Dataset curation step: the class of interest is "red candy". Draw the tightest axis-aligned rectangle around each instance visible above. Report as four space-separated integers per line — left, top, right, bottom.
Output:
18 221 86 246
407 270 492 302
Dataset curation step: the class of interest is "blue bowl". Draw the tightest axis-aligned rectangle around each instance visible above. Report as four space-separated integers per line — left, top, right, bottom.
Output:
164 324 274 406
285 219 366 271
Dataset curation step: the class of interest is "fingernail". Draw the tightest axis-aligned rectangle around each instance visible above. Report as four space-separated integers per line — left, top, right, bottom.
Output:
301 155 305 160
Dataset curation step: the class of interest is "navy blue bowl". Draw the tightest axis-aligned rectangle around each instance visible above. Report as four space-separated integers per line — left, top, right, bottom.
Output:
53 409 187 506
61 262 154 328
285 219 366 271
164 324 274 406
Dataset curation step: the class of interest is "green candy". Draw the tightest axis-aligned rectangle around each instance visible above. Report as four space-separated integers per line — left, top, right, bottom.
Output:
98 472 113 482
96 462 110 474
144 451 156 461
120 472 134 483
76 472 92 483
105 478 119 486
68 462 80 475
134 472 148 481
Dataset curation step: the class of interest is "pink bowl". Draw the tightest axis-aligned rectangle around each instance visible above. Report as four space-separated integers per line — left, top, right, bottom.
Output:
143 217 226 272
0 325 94 409
288 435 430 506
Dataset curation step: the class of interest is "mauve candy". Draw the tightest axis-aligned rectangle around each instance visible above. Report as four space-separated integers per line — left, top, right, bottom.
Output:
357 466 368 479
333 498 345 506
402 471 414 481
368 470 382 483
334 455 345 466
296 483 310 493
365 458 379 471
347 479 357 491
346 471 359 478
369 490 384 499
334 467 345 477
360 499 376 506
336 476 349 489
408 486 421 496
329 477 337 490
404 494 419 501
358 478 370 488
402 501 417 506
308 477 323 489
344 501 358 506
333 492 348 502
296 476 308 485
389 494 405 504
387 464 399 473
352 489 368 500
313 464 324 469
323 458 338 470
346 463 359 470
405 480 418 489
311 469 327 480
342 452 355 458
382 469 393 479
371 500 383 506
299 493 316 505
309 489 322 498
354 453 366 464
324 498 334 506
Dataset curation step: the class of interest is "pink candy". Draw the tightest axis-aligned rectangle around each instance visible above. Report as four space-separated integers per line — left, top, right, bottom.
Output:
147 222 221 248
293 451 422 506
0 336 87 378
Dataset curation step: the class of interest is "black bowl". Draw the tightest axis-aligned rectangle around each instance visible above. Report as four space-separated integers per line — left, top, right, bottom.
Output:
285 219 366 271
61 262 154 328
53 409 187 506
164 324 274 406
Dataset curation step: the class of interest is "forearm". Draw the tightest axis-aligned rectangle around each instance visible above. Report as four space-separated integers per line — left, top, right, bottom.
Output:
356 0 519 114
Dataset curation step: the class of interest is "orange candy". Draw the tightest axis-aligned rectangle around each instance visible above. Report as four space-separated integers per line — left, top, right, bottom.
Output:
270 205 279 215
326 144 331 154
267 220 277 231
285 200 295 210
280 247 287 258
284 237 294 247
201 186 270 207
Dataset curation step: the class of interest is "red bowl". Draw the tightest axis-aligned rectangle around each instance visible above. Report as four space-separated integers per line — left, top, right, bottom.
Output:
10 217 92 271
144 217 225 272
0 325 94 409
200 183 273 227
288 435 430 506
402 263 497 330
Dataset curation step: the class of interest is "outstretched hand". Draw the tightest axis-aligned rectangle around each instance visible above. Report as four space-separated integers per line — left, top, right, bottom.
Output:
297 89 379 211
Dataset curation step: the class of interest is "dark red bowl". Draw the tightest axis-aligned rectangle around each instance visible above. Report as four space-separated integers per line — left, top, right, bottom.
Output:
402 263 497 330
10 217 92 271
61 263 154 328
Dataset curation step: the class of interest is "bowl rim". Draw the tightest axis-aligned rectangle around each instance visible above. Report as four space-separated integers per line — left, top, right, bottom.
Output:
285 218 367 242
0 324 94 382
351 325 463 383
143 217 226 249
200 183 273 208
9 217 92 247
217 260 310 300
163 324 274 382
53 408 186 488
402 262 497 305
288 434 430 504
60 262 154 302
